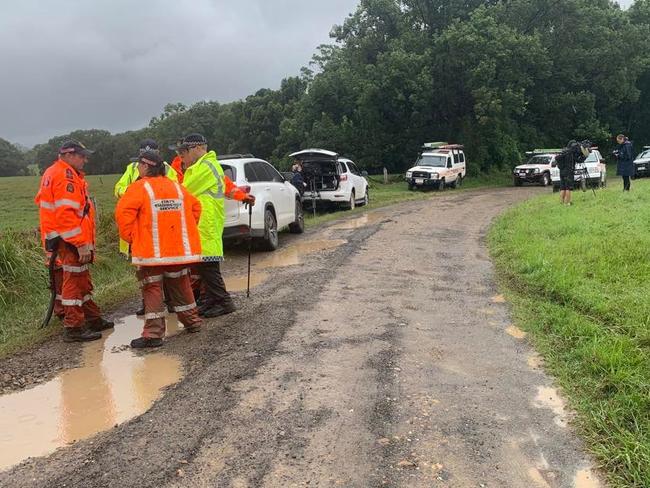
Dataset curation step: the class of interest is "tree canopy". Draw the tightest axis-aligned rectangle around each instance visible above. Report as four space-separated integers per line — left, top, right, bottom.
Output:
7 0 650 176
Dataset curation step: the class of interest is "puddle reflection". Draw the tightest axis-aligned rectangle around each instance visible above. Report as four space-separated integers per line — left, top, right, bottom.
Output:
330 213 387 230
0 315 183 472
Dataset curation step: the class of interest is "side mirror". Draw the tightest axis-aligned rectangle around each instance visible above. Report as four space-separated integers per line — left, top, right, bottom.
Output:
551 162 556 168
361 170 368 177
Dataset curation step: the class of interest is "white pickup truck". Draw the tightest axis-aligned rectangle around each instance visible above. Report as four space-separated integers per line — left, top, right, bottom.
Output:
405 142 466 190
513 150 557 187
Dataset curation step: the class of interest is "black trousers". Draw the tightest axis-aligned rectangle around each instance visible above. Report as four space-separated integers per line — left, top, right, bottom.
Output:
623 175 631 191
198 261 232 306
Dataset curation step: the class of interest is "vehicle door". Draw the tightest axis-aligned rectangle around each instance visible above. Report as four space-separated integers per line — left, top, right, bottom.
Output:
244 161 265 229
445 155 453 182
458 151 467 177
348 161 366 198
222 164 240 228
261 161 295 226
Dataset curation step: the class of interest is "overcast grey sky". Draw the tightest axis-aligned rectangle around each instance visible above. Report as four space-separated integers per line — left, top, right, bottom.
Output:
0 0 360 146
1 0 635 146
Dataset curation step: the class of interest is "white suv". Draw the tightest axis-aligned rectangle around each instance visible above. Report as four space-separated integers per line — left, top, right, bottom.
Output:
289 149 369 210
633 146 650 178
513 150 556 186
220 155 304 251
405 143 466 190
550 148 606 192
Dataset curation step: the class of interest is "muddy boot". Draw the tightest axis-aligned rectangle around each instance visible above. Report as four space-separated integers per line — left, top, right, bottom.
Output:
130 337 163 349
87 317 115 332
184 324 202 334
63 327 102 343
201 301 236 318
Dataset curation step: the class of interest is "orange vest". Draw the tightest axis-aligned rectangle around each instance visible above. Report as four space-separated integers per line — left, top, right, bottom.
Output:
171 156 184 184
34 159 96 253
115 175 202 266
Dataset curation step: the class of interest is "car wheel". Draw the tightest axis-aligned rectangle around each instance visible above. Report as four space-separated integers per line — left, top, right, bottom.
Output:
438 179 445 191
407 183 415 191
580 179 587 192
346 191 356 210
514 177 522 187
260 208 279 251
451 175 461 189
542 173 550 186
361 188 369 206
289 200 304 234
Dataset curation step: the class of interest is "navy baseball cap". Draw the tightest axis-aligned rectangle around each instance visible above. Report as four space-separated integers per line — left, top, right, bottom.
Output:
59 140 94 157
171 133 208 151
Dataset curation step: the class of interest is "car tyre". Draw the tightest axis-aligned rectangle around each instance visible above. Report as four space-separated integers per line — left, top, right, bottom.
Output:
289 200 304 234
542 173 550 187
346 191 356 210
260 207 279 251
514 177 522 187
451 175 461 189
360 188 369 206
438 179 445 191
580 178 587 192
407 183 415 191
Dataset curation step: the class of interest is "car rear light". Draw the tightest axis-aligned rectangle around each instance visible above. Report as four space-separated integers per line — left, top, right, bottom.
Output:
340 174 348 181
240 185 251 193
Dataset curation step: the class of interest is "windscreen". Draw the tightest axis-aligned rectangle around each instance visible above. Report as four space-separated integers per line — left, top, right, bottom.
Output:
526 156 551 165
416 154 446 167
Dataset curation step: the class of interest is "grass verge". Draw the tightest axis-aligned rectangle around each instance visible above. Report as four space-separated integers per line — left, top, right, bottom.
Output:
489 180 650 487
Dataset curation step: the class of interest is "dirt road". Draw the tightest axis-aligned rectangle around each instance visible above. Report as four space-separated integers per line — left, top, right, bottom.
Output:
0 187 602 487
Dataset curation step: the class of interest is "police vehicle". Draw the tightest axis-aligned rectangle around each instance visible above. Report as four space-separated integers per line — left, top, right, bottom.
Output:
633 146 650 179
513 149 558 186
550 147 606 192
405 142 466 190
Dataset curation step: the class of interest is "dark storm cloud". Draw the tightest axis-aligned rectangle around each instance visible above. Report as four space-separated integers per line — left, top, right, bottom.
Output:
0 0 359 146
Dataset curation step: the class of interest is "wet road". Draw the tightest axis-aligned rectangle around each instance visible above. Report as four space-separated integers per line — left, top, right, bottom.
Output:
0 187 602 487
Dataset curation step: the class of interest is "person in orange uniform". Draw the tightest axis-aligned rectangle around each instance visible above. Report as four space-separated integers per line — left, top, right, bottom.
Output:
35 140 114 342
115 151 203 348
170 154 184 184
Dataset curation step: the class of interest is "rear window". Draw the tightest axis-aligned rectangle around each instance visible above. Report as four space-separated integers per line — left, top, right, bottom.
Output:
221 164 236 181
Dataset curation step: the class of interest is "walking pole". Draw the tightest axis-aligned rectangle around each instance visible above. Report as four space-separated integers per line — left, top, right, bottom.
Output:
246 203 253 298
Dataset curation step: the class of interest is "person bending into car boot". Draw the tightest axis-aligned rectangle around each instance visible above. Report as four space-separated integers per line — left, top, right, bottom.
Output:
175 133 256 318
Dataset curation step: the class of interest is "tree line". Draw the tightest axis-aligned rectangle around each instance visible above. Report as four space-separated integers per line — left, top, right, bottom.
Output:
2 0 650 177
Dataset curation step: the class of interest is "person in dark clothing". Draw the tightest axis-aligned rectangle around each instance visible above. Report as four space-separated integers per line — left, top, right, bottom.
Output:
556 141 577 205
290 162 307 196
614 134 634 191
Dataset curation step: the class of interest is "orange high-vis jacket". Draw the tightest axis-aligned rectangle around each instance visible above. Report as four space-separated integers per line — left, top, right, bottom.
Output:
34 159 96 253
171 155 184 184
115 175 202 266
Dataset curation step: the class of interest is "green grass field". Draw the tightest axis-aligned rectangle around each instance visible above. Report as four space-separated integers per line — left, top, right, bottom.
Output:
489 180 650 487
0 171 509 357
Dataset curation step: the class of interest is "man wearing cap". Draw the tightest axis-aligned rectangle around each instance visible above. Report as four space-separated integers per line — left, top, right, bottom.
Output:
116 151 203 348
35 140 114 342
176 133 255 318
114 139 179 257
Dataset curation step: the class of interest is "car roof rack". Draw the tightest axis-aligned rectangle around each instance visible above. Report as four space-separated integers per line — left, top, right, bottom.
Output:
526 148 563 155
643 146 650 150
219 153 255 161
422 142 464 151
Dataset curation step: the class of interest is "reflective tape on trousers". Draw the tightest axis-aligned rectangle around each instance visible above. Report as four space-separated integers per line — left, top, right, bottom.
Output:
172 302 197 313
61 295 92 307
144 311 166 320
62 264 89 273
163 269 190 279
140 275 164 284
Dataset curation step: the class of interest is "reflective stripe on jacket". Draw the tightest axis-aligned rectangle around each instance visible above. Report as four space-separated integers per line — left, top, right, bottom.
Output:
115 176 202 266
114 161 179 198
34 159 96 253
182 151 226 261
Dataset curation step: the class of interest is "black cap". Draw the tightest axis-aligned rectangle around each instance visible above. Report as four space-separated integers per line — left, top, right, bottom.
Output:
139 151 163 167
168 138 183 152
139 138 159 154
172 133 208 151
59 140 94 157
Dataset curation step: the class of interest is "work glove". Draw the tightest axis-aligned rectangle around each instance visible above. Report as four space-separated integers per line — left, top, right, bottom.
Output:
243 194 256 208
77 245 92 264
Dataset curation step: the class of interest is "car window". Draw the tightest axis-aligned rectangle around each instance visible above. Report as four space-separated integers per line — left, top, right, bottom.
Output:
638 150 650 159
251 161 274 182
459 152 465 163
244 162 261 182
262 162 285 183
447 157 452 168
349 162 360 175
338 161 349 173
221 164 236 181
453 152 459 164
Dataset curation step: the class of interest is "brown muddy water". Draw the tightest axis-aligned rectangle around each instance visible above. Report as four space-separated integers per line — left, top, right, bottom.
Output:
0 315 184 471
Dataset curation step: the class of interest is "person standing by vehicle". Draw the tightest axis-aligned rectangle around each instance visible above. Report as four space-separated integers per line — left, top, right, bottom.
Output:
115 151 203 348
35 140 114 342
556 141 577 205
614 134 634 192
176 134 255 318
290 162 306 196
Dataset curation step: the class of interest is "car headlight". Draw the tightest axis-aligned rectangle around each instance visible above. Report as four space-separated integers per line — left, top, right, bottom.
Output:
406 172 412 178
430 173 438 179
534 168 540 173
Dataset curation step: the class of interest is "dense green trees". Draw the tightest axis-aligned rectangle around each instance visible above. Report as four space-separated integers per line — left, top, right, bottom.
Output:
10 0 650 177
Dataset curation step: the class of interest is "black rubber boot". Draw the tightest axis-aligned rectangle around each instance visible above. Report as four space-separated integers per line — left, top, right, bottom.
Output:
87 317 115 332
136 302 145 316
63 327 102 343
200 302 236 318
130 337 163 349
184 324 202 333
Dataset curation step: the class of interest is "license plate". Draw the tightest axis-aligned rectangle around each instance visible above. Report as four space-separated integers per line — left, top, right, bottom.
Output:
415 178 424 184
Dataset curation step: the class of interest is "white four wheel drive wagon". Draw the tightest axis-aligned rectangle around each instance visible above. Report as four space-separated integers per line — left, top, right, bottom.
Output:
405 142 467 190
289 149 370 210
513 149 555 187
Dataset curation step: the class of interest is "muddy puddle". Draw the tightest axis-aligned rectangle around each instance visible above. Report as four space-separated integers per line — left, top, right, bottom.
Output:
0 315 184 472
225 239 346 292
330 212 388 230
